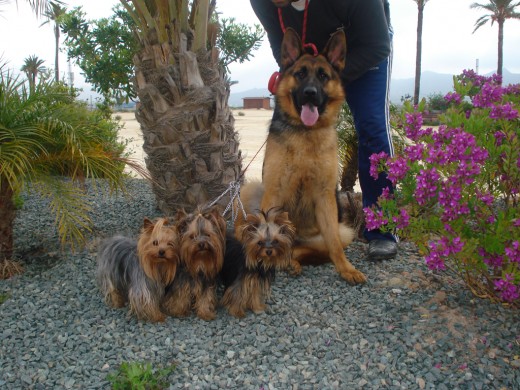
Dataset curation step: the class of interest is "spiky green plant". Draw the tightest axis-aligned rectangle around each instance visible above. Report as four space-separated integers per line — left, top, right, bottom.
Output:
0 63 146 278
107 361 175 390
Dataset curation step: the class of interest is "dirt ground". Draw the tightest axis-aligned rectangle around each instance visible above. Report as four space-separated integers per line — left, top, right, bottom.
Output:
115 109 272 181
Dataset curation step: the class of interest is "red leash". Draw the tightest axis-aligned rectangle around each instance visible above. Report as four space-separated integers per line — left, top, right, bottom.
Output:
277 0 318 56
268 0 317 95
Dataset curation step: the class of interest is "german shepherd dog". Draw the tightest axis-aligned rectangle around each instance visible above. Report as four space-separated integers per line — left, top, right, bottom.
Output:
242 28 366 285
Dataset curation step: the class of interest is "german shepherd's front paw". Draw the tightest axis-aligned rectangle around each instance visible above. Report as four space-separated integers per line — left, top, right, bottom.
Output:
288 259 302 276
339 268 367 285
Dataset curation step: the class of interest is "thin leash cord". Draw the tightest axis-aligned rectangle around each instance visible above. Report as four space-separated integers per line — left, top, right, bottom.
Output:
207 138 268 222
277 0 317 55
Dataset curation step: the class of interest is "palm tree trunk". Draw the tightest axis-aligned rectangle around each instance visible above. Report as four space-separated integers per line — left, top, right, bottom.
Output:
54 24 60 82
414 2 424 105
497 20 504 78
340 148 359 193
133 33 242 214
0 177 15 262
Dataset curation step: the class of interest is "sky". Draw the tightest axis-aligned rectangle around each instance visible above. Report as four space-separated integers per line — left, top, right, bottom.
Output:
1 0 520 98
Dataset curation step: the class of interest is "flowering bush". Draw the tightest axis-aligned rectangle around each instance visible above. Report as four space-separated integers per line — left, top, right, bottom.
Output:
366 70 520 307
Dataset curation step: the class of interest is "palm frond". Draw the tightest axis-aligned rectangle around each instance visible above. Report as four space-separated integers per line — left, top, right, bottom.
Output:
33 176 93 250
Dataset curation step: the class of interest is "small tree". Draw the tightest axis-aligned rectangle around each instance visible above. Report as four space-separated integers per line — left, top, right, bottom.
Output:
412 0 430 105
0 63 145 278
61 5 264 105
20 55 46 93
470 0 520 77
40 0 67 82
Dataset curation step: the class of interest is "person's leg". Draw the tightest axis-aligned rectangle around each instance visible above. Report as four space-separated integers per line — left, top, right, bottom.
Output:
345 56 397 259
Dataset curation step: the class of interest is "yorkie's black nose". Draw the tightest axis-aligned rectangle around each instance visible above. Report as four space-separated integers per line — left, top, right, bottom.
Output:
158 249 165 257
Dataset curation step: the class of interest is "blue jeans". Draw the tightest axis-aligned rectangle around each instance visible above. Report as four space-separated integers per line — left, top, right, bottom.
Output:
345 56 396 243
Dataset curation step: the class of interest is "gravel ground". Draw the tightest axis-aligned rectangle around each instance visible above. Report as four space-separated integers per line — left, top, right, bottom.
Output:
1 178 519 389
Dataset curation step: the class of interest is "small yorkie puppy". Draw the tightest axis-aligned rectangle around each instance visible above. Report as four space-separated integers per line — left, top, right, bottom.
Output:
96 217 180 322
163 205 226 321
221 208 296 318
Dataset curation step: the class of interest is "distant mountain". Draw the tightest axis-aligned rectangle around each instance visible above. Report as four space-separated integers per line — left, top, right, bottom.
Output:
230 70 520 107
391 69 520 103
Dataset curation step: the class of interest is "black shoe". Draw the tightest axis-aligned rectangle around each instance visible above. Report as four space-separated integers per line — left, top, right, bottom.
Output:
367 239 398 261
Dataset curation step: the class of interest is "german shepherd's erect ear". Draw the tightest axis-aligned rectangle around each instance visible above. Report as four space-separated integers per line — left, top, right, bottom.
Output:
322 30 347 72
280 27 303 70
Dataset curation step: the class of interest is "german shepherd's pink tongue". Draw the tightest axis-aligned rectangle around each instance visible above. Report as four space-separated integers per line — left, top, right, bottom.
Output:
301 104 319 126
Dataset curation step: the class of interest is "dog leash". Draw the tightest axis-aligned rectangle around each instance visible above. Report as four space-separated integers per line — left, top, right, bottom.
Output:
277 0 318 57
207 138 268 222
269 0 318 95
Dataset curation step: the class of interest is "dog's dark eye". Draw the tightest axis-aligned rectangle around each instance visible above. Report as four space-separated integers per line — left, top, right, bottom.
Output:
317 68 329 82
294 67 307 80
168 242 176 247
257 241 264 247
272 239 279 245
153 240 159 246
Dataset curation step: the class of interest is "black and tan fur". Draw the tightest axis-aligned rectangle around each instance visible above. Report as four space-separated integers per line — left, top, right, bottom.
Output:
162 205 226 321
243 28 366 284
96 217 180 322
221 208 295 318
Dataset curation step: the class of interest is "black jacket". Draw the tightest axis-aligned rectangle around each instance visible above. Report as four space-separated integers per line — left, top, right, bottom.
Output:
250 0 391 85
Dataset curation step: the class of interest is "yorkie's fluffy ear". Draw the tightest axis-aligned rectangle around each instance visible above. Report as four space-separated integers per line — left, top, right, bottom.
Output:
175 209 189 233
143 217 153 229
273 211 296 238
236 213 261 242
204 205 226 235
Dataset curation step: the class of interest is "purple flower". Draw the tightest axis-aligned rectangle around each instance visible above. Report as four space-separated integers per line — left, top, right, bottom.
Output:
478 248 504 268
386 157 410 185
425 236 464 271
476 191 494 207
392 208 410 229
472 82 504 108
505 241 520 264
404 112 423 141
425 250 446 271
369 151 389 180
405 143 425 162
445 92 462 105
415 168 440 205
439 182 470 221
363 207 388 231
489 103 519 121
494 274 520 303
380 186 392 200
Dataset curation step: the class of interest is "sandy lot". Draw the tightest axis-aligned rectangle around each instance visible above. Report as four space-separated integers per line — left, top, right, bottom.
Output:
115 109 271 181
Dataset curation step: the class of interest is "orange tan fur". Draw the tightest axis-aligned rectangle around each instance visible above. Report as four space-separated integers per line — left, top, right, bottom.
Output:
222 208 295 317
258 28 366 284
163 205 226 321
96 217 180 322
137 217 180 286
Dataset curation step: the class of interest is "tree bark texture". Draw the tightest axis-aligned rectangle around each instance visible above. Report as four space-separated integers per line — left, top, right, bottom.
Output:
414 4 424 105
0 177 15 261
133 37 242 214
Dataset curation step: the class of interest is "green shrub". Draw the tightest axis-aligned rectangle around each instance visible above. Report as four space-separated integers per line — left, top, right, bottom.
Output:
107 361 175 390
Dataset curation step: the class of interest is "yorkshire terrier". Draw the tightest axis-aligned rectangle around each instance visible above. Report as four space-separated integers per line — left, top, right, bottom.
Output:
162 205 226 321
96 217 180 322
221 208 296 318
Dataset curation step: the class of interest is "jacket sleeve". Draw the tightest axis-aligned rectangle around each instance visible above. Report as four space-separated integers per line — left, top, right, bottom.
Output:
250 0 284 69
337 0 391 84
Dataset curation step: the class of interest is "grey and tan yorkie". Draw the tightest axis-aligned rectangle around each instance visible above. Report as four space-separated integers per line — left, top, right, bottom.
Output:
162 205 226 321
96 217 180 322
221 208 296 318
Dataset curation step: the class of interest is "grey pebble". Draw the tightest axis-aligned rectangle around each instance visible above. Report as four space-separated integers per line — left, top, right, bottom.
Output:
0 178 519 389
